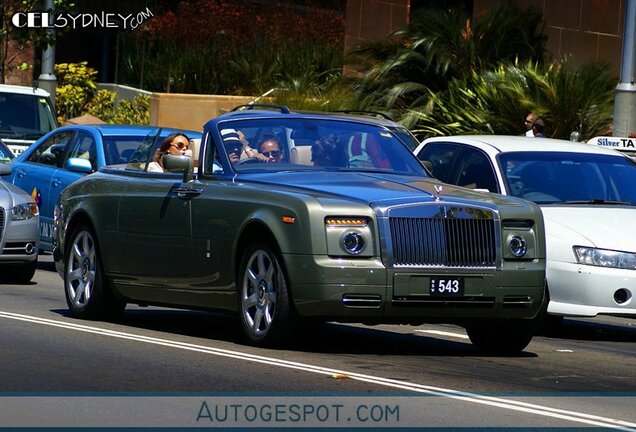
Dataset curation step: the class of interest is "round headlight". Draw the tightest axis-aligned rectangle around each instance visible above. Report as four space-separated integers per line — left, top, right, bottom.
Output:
342 232 365 255
509 235 527 258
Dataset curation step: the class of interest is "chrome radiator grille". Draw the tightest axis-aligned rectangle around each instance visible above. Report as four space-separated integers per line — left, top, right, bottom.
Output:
390 217 496 267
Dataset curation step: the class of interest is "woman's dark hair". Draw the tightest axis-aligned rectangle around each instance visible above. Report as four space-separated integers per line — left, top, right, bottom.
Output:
153 132 190 165
311 134 348 167
257 131 280 150
532 118 545 133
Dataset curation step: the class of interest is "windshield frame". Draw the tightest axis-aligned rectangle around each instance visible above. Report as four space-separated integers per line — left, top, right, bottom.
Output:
203 117 428 178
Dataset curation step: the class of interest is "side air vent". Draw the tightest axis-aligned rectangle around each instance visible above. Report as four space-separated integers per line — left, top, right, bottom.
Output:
342 294 382 308
502 219 534 230
502 295 534 308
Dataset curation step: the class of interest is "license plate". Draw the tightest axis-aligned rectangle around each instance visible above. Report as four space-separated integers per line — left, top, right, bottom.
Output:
430 277 464 297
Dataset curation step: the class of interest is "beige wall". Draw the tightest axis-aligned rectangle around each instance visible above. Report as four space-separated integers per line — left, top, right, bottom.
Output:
149 93 255 131
344 0 624 75
474 0 624 74
343 0 410 75
344 0 410 53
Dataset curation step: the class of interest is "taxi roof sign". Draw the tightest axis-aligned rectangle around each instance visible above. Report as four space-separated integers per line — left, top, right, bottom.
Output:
587 136 636 152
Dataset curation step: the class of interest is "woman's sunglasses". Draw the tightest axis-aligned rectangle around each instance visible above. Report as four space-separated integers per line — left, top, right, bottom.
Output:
171 141 188 150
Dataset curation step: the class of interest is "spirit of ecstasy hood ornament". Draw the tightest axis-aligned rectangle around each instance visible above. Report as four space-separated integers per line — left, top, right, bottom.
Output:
433 184 443 201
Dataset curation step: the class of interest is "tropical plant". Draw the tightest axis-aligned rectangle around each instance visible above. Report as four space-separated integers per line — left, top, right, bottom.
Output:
402 60 615 141
85 89 116 121
119 0 345 96
349 2 546 110
55 61 149 125
109 95 150 125
54 62 98 122
269 74 360 112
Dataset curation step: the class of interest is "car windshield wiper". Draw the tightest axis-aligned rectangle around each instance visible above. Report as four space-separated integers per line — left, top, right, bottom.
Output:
563 199 634 205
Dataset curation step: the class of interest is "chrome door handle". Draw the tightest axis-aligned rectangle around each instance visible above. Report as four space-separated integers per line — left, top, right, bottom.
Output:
172 186 202 200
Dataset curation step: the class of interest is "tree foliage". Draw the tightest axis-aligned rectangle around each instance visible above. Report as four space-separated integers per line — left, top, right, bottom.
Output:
55 61 149 125
342 2 615 140
348 2 546 110
0 0 74 83
402 61 615 140
120 0 344 96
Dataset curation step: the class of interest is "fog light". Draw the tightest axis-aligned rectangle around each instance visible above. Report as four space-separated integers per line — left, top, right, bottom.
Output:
614 288 631 305
342 232 365 255
509 235 527 257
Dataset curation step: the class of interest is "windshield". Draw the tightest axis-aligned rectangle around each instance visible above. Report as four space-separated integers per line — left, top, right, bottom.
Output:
209 118 427 176
0 92 57 140
498 151 636 205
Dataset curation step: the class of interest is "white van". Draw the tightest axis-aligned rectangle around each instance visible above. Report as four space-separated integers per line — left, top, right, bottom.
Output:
0 84 58 156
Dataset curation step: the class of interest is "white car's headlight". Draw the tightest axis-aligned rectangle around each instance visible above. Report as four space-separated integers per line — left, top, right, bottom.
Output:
573 246 636 270
11 203 39 220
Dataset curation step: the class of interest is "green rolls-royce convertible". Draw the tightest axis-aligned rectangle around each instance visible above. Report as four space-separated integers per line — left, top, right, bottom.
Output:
53 106 546 354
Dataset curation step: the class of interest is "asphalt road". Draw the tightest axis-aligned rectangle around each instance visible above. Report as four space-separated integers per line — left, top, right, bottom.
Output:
1 254 635 429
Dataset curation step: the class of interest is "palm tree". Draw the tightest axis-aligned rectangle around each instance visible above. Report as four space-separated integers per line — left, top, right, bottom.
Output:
403 61 615 140
348 2 546 111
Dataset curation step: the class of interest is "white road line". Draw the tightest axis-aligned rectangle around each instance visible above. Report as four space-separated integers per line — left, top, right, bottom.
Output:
415 329 470 339
1 310 635 431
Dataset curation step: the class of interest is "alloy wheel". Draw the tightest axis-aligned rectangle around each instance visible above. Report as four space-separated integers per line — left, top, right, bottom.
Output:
241 249 278 336
66 230 97 309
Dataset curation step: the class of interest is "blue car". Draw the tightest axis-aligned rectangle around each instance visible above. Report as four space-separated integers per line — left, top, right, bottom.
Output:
7 124 201 252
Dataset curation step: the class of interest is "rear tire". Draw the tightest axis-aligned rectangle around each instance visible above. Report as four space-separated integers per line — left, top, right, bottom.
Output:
237 242 293 346
64 224 125 320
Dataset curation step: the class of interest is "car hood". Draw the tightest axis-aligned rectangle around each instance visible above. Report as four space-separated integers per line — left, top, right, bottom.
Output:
0 183 12 207
0 179 32 207
246 171 529 209
541 206 636 251
0 181 17 208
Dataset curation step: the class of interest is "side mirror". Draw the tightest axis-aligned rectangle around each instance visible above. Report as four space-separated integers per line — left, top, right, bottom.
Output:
162 154 194 182
0 163 12 176
65 157 93 173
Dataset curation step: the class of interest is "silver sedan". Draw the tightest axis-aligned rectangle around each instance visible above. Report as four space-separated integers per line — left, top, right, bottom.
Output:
0 163 39 283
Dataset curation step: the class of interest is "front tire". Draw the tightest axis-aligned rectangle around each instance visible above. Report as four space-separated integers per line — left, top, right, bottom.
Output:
64 224 125 320
237 243 293 346
466 318 537 355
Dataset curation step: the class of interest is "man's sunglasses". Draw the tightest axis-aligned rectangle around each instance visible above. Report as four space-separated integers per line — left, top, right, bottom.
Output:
262 150 281 158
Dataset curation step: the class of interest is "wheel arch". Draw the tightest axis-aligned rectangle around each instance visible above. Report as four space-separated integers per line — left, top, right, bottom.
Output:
235 220 297 309
235 220 282 275
64 209 114 274
65 210 97 249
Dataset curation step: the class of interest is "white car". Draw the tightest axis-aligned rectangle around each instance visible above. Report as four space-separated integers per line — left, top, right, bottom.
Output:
415 135 636 326
0 84 58 156
0 162 39 283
